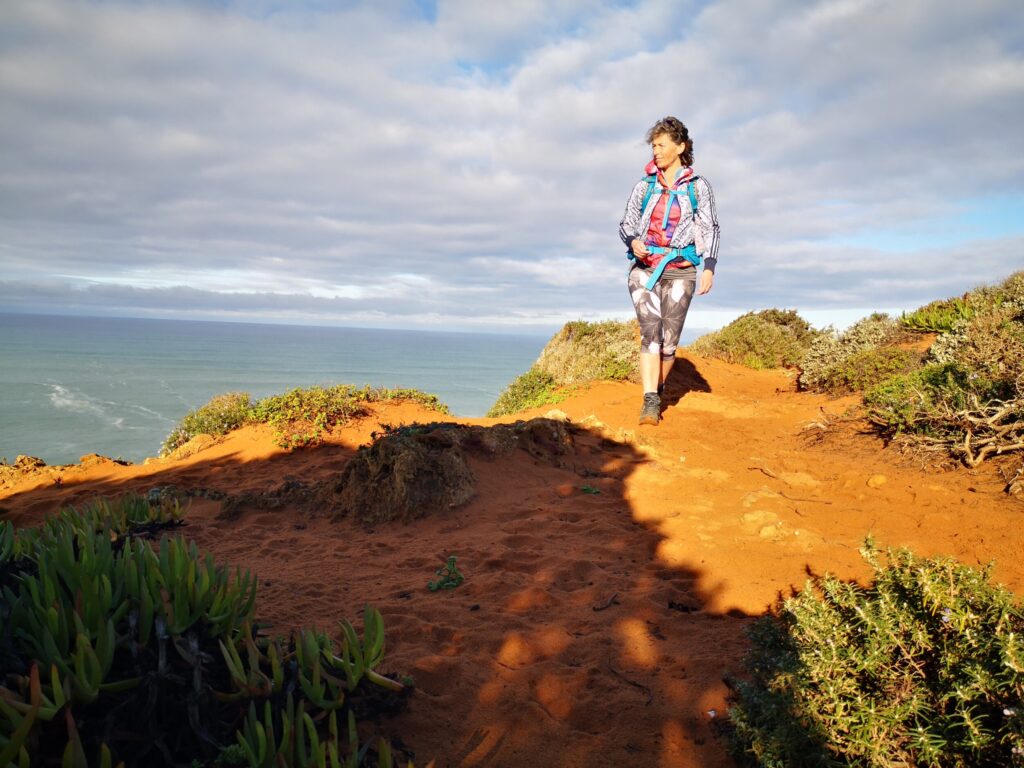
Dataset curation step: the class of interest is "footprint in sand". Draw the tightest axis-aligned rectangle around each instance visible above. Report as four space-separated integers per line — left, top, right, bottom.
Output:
500 533 541 549
481 553 542 574
556 511 585 524
551 560 598 590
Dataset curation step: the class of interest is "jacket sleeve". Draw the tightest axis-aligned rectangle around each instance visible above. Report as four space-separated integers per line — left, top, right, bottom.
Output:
694 176 721 273
618 180 647 251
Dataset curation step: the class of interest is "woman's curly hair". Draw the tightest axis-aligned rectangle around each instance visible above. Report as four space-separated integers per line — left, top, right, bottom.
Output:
645 116 693 166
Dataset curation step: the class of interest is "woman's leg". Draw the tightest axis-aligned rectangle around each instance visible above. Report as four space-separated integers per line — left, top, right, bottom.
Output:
640 352 661 393
660 354 676 388
628 266 668 425
628 266 665 393
655 274 696 390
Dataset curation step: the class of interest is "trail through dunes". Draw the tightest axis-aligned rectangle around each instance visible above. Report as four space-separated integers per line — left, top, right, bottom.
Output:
2 355 1022 768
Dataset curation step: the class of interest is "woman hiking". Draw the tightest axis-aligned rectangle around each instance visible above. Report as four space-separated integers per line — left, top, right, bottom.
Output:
619 116 720 426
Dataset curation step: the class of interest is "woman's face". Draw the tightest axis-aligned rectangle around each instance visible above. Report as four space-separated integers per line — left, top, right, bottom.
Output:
651 133 686 170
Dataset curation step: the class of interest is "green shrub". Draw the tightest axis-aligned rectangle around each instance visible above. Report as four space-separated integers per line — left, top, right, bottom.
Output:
729 541 1024 767
164 386 450 453
690 309 818 369
749 308 818 346
0 497 416 767
810 346 922 395
488 319 638 416
866 273 1024 474
798 313 906 392
999 270 1024 305
251 384 372 448
534 319 640 386
161 391 253 455
965 270 1024 314
929 304 1024 383
369 386 451 415
901 296 978 333
901 271 1024 336
486 368 562 418
864 362 1011 435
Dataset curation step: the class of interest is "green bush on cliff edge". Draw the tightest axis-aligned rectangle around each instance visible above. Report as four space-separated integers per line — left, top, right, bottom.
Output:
161 391 253 455
487 319 639 417
162 385 449 455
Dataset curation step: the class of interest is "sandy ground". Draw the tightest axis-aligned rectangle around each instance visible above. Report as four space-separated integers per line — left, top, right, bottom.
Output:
2 354 1022 768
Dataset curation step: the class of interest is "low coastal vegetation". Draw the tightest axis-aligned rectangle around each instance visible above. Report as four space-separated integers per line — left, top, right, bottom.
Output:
729 540 1024 766
797 312 915 394
687 271 1024 487
0 496 422 767
162 385 450 455
487 319 639 417
689 309 821 370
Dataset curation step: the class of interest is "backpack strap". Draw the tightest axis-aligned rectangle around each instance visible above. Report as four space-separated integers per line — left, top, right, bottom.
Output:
640 173 699 216
639 174 658 214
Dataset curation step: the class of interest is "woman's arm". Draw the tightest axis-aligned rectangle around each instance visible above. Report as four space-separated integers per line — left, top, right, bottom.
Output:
619 180 648 253
694 176 720 274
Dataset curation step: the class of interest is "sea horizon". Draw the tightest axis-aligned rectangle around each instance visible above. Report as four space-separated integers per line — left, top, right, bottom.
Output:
0 309 560 338
0 312 553 466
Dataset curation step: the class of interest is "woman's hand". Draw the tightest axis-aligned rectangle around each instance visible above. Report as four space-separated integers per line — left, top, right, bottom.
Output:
697 269 714 295
631 239 649 258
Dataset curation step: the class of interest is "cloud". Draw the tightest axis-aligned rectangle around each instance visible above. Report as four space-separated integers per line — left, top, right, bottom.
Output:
1 0 1022 332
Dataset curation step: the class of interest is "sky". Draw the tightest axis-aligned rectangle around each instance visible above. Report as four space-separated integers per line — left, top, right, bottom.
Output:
1 0 1022 335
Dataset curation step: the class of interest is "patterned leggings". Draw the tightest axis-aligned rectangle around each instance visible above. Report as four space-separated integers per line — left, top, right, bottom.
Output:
628 265 696 359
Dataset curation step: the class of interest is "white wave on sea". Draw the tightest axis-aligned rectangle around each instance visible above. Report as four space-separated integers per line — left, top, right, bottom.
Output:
46 384 126 429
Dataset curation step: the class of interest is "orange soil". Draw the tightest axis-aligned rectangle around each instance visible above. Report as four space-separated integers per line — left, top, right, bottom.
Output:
2 355 1022 768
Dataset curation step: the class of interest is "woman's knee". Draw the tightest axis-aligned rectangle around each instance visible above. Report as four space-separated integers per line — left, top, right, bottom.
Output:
639 333 663 356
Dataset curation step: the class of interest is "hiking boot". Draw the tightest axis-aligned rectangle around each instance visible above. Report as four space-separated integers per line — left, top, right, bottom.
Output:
639 392 661 426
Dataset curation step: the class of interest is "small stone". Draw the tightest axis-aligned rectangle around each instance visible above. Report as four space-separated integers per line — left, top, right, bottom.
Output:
866 474 887 488
79 453 114 467
542 409 571 422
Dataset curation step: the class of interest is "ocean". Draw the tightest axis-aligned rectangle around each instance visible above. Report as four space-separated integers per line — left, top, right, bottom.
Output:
0 314 549 466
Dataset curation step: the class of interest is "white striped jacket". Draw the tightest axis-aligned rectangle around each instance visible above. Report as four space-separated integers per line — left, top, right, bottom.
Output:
618 169 721 273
